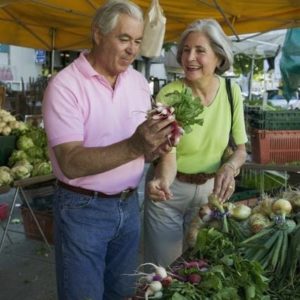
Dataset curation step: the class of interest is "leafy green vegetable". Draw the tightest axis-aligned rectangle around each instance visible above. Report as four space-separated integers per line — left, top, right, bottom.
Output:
163 86 204 133
16 135 35 151
8 150 28 166
0 168 13 186
32 161 52 177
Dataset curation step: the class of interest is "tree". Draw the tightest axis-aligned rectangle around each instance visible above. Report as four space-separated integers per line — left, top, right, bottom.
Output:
233 53 264 77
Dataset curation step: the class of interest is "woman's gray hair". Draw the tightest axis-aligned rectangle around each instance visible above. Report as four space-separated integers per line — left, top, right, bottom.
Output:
176 19 233 75
92 0 144 38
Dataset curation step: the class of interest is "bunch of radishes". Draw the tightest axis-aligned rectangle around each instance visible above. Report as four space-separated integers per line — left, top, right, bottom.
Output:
135 263 173 299
170 259 209 284
134 259 210 299
148 103 184 147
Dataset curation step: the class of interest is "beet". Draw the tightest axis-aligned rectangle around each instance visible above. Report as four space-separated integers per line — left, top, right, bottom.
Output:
187 273 202 284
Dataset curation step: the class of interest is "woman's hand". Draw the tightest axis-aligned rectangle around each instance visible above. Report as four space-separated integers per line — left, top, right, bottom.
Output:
147 177 173 202
213 163 236 203
214 144 247 202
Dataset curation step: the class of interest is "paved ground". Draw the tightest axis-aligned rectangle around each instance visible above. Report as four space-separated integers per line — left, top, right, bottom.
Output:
0 164 150 300
0 188 57 300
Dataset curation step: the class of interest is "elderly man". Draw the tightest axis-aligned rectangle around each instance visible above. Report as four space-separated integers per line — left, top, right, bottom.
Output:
42 1 174 299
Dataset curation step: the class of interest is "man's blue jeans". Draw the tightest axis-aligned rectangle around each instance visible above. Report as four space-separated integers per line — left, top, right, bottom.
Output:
53 187 141 300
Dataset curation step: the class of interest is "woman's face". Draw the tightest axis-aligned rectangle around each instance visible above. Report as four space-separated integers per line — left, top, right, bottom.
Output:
181 32 220 82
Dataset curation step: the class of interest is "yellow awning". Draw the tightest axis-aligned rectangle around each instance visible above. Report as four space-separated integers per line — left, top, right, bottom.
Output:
0 0 299 50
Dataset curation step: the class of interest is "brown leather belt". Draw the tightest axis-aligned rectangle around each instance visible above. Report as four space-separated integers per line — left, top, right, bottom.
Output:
176 171 215 185
57 181 136 200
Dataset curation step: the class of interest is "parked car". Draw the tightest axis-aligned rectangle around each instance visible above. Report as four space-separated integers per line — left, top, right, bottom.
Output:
289 99 300 110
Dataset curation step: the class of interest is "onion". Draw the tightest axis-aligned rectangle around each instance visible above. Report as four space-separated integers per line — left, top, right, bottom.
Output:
282 190 300 210
249 213 271 233
208 194 224 213
231 204 251 221
272 198 292 220
198 204 212 222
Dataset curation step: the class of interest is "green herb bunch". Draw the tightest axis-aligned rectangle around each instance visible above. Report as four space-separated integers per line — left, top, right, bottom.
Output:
164 86 204 134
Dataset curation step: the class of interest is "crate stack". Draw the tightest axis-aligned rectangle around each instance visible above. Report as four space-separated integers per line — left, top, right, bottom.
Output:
245 106 300 164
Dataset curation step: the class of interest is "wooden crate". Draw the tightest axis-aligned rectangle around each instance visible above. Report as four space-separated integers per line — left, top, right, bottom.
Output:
20 206 54 244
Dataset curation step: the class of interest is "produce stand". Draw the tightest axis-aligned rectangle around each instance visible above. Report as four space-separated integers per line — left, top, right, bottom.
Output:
0 174 56 254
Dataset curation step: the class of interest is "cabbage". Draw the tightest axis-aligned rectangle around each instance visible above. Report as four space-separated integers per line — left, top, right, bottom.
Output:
0 169 13 186
10 165 31 180
26 146 45 160
8 150 28 167
17 136 34 151
27 127 47 148
0 166 11 173
13 159 33 172
31 161 52 177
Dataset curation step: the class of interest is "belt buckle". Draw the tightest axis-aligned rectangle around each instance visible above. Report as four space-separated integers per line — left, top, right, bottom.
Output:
120 188 132 200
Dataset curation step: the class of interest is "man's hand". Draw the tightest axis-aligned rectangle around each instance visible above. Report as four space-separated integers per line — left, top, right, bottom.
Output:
128 115 176 157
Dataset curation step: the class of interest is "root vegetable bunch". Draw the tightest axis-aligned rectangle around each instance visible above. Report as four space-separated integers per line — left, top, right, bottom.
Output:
148 86 204 147
148 103 184 146
163 87 204 134
241 198 297 275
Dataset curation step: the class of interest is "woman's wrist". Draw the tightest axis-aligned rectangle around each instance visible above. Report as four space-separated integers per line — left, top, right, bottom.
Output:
223 161 239 177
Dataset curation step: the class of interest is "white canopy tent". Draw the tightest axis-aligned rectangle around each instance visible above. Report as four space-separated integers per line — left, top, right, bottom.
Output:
232 29 286 58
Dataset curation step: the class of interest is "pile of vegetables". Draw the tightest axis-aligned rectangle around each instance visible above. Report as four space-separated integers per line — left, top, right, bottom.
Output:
0 109 27 136
134 186 300 299
186 193 252 246
148 86 204 146
185 189 300 298
134 228 269 300
0 110 52 187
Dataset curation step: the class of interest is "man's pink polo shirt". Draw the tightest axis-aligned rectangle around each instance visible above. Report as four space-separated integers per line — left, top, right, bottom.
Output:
42 51 151 194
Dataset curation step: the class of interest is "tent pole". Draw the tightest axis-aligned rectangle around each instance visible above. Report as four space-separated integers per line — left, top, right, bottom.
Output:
51 28 56 75
248 53 255 101
142 56 151 81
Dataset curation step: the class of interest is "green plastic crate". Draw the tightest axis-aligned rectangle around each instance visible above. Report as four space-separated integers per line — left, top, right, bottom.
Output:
249 110 300 130
0 135 16 166
230 189 259 202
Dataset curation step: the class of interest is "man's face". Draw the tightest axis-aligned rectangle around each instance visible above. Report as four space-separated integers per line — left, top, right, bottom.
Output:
94 14 143 78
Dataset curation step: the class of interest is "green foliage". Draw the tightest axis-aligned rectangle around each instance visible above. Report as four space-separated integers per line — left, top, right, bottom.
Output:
164 86 204 133
163 42 176 52
233 53 264 76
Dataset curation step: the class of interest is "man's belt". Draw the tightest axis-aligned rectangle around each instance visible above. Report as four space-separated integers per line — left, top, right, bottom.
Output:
57 181 136 200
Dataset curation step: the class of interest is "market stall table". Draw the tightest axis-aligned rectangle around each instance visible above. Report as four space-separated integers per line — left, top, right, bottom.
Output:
0 174 56 254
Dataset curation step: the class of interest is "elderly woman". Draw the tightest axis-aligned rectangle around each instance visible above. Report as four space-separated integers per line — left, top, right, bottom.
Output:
144 19 248 267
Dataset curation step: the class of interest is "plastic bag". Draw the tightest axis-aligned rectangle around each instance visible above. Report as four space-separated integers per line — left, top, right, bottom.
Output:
140 0 166 58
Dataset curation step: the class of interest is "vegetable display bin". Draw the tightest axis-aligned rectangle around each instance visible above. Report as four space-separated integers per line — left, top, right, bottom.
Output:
249 110 300 130
20 206 54 244
251 128 300 164
0 135 16 166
